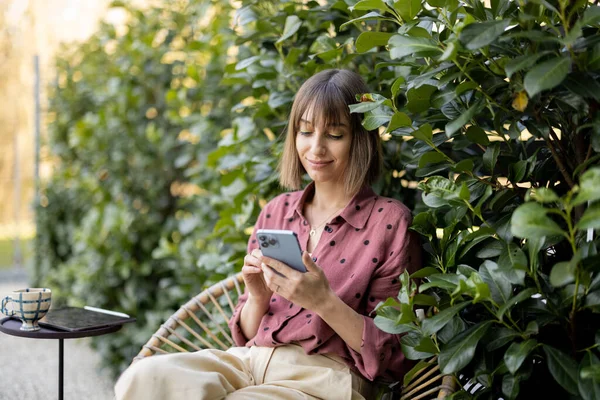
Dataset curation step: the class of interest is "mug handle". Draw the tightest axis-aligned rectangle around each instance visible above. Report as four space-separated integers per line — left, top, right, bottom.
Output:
1 296 15 317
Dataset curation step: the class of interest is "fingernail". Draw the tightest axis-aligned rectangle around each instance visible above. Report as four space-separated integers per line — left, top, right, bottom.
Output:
261 263 267 269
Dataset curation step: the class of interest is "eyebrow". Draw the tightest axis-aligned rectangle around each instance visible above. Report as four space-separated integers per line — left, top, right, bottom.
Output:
299 118 348 128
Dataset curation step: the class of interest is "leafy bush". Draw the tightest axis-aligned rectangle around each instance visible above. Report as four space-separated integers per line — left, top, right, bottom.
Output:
354 0 600 398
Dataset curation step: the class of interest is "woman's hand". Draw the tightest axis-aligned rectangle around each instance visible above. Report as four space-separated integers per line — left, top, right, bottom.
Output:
260 251 333 312
242 248 273 304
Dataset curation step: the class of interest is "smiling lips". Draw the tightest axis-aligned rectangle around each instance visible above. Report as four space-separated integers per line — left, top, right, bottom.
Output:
307 159 333 169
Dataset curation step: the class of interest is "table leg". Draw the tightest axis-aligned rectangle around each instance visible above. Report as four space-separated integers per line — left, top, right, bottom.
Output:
59 338 64 400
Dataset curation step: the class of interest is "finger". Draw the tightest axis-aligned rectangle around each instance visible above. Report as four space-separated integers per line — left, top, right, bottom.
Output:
242 265 262 274
261 263 286 288
260 256 300 279
302 251 320 272
251 248 263 258
244 254 261 267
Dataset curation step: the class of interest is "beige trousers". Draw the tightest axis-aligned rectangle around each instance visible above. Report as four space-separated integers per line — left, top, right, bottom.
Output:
115 344 375 400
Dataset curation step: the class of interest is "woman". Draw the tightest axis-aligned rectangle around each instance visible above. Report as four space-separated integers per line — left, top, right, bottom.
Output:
115 69 421 400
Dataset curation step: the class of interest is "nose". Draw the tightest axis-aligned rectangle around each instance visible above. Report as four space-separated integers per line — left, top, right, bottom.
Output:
310 131 327 156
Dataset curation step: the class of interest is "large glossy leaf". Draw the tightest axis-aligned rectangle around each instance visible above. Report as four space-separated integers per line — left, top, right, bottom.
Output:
395 0 422 21
543 345 579 395
511 202 566 239
497 288 537 321
524 56 571 97
421 301 470 336
483 143 500 174
445 100 484 137
349 0 387 11
504 339 538 374
573 168 600 205
355 32 394 53
439 321 493 374
459 19 511 50
276 15 302 44
505 51 552 78
389 35 441 59
385 111 412 133
340 12 395 30
579 352 600 400
479 260 511 304
406 85 437 113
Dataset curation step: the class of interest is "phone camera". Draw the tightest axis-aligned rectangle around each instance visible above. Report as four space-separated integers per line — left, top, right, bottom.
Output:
268 238 277 246
258 235 266 241
261 242 269 248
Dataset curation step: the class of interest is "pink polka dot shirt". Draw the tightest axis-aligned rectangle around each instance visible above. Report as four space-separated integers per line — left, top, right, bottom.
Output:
228 183 421 381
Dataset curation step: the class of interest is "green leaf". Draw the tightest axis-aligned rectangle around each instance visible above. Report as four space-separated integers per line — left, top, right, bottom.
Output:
421 301 470 336
406 85 437 113
483 143 500 174
391 77 405 100
419 273 461 291
510 160 528 183
505 51 552 78
465 126 489 145
581 5 600 26
439 321 493 374
389 35 441 59
276 15 302 44
524 56 571 98
487 328 521 351
401 334 436 360
589 43 600 71
419 151 447 168
479 261 511 304
550 261 576 287
459 19 511 50
511 202 566 240
355 32 394 53
340 12 395 30
579 352 600 400
445 100 483 137
350 0 387 11
456 81 479 95
235 55 261 71
349 98 385 113
411 266 439 279
529 187 560 204
374 315 417 334
505 339 538 375
576 203 600 231
395 0 422 21
497 288 537 321
362 111 391 130
412 123 433 143
573 168 600 206
543 345 579 395
386 112 412 133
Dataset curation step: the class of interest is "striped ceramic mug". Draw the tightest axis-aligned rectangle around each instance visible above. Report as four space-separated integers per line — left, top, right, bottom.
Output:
1 288 52 331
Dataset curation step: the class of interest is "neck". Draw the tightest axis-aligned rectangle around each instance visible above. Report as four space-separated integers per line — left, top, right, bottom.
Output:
310 181 353 211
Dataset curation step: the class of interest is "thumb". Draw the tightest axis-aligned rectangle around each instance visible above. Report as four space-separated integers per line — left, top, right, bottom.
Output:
302 251 321 272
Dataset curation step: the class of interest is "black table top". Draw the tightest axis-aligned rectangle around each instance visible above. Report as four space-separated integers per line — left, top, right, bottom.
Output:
0 317 122 339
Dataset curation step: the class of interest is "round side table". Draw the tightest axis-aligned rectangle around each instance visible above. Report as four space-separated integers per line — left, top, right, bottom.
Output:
0 316 123 400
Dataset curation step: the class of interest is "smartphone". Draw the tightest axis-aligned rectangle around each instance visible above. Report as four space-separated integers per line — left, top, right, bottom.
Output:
255 229 307 273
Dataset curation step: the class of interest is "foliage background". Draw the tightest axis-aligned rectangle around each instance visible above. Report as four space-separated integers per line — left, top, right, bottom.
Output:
38 0 600 398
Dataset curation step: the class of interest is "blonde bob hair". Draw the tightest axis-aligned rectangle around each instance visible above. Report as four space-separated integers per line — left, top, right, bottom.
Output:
278 69 383 196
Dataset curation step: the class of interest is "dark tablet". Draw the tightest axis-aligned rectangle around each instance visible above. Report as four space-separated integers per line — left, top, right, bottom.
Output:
39 307 136 332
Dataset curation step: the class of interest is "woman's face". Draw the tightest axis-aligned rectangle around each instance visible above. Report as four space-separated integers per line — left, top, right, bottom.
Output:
296 107 352 185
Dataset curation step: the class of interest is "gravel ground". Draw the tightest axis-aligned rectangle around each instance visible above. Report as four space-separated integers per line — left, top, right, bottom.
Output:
0 268 115 400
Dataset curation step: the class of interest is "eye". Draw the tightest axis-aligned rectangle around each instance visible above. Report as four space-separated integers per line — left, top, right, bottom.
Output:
328 134 343 140
299 130 313 136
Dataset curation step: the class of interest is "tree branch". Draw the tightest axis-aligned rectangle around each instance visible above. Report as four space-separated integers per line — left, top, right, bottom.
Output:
545 129 575 189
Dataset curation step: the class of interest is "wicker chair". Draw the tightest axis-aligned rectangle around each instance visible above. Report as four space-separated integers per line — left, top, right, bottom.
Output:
134 272 455 399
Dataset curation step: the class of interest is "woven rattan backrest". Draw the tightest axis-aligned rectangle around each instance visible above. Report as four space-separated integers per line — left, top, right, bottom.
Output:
134 272 245 361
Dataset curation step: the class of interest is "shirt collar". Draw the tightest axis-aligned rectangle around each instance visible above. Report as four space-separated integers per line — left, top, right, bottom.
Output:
284 182 377 230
